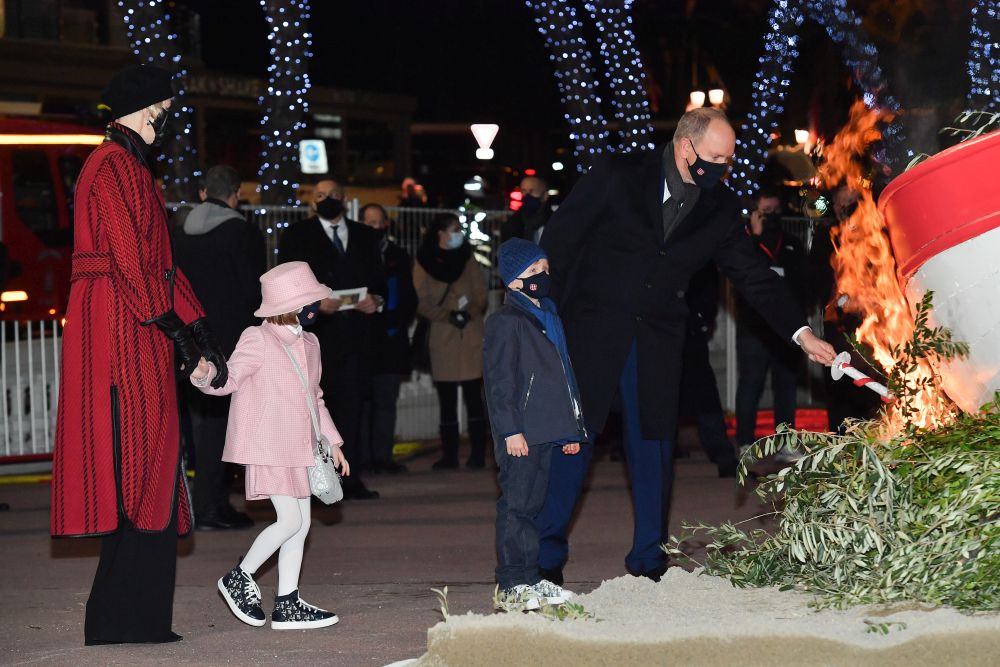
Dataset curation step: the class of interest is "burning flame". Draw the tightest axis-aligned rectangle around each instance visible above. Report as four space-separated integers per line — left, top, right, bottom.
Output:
819 101 957 434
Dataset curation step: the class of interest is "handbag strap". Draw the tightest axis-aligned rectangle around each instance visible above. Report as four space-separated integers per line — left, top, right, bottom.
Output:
437 281 453 306
282 344 324 454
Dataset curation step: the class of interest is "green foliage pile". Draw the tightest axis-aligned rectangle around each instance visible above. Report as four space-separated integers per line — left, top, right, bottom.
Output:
669 294 999 612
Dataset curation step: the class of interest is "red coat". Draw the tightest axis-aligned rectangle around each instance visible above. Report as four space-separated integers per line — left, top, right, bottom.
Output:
51 126 204 537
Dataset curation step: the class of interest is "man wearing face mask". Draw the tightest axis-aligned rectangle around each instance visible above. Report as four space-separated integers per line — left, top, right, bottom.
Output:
734 188 808 461
51 64 228 644
173 165 265 529
501 175 554 244
278 178 387 500
537 107 836 584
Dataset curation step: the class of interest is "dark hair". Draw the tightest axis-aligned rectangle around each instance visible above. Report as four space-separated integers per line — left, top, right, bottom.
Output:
428 212 460 237
359 203 388 220
753 187 781 203
204 165 241 199
265 312 299 326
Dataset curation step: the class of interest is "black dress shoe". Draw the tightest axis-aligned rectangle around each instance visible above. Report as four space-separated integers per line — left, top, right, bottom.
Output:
220 505 255 528
195 513 237 531
628 563 669 582
465 457 486 470
538 566 564 586
432 458 459 470
343 479 380 500
377 461 408 474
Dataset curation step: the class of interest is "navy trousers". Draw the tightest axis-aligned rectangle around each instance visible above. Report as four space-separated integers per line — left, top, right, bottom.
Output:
536 340 675 575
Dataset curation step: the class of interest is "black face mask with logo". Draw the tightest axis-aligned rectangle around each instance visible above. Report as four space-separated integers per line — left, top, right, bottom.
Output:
519 271 551 300
687 140 728 189
315 196 345 221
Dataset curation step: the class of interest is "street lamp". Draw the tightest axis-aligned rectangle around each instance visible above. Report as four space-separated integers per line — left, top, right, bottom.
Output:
471 123 499 160
689 91 706 108
708 88 725 106
794 129 810 146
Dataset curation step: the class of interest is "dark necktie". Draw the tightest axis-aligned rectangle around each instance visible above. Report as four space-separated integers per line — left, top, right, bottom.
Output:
330 224 345 255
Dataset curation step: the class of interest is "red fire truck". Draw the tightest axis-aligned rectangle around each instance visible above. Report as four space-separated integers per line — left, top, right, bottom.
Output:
0 118 104 320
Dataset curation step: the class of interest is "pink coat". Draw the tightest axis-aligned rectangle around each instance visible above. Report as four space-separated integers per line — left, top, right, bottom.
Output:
193 322 343 467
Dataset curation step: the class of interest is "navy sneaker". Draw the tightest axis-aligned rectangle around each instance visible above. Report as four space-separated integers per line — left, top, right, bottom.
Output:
218 565 266 627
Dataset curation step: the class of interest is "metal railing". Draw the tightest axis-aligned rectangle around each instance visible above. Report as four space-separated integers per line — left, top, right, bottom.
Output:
1 320 61 458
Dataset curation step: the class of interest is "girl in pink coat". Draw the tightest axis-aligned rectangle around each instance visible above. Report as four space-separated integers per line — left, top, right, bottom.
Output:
190 261 349 630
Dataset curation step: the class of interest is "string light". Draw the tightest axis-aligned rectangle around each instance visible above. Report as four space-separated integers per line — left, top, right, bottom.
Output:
258 0 313 205
966 0 1000 111
585 0 655 152
526 0 611 172
118 0 200 201
731 0 902 199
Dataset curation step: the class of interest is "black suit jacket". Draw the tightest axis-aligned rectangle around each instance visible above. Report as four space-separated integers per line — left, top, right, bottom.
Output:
541 149 806 439
278 217 387 379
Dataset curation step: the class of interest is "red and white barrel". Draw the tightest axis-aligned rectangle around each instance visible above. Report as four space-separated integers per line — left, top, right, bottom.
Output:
878 128 1000 413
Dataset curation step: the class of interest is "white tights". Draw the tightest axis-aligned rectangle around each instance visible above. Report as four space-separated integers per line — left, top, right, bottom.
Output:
239 496 311 596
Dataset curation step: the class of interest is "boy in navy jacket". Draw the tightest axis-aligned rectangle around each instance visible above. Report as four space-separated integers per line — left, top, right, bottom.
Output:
484 238 588 612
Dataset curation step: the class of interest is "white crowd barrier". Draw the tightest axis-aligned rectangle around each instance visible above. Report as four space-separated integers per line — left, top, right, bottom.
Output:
1 320 61 459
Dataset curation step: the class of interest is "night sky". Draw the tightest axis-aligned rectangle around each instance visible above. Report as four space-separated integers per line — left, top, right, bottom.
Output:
178 0 973 156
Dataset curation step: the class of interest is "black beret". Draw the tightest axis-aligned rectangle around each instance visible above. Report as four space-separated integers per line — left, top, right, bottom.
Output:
102 64 174 118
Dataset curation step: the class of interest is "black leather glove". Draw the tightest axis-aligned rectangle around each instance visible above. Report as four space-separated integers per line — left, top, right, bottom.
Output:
148 310 201 378
448 310 471 330
189 318 229 389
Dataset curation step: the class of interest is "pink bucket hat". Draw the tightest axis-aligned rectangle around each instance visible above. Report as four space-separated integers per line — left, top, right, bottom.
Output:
254 261 333 317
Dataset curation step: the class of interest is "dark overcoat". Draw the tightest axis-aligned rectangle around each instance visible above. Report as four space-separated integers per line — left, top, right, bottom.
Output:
278 217 386 386
541 150 806 439
51 126 203 537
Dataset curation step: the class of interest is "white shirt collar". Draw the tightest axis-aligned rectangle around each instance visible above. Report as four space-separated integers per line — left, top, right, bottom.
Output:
319 216 349 250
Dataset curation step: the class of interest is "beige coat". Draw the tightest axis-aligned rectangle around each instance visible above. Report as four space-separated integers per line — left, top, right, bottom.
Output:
414 257 488 382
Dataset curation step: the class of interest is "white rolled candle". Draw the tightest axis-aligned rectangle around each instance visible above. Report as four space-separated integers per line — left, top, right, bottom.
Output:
830 351 893 402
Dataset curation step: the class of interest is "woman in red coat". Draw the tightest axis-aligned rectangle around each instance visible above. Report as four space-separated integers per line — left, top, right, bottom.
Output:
50 64 228 645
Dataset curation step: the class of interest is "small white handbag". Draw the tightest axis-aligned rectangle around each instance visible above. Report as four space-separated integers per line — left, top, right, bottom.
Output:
284 345 343 504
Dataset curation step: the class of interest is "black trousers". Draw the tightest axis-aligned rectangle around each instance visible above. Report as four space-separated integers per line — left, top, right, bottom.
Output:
735 326 800 447
433 378 486 425
85 510 179 645
360 373 403 468
678 329 737 465
183 385 231 518
321 353 368 490
495 440 555 589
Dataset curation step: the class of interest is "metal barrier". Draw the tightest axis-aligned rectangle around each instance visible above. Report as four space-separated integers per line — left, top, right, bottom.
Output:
1 320 61 458
1 210 830 461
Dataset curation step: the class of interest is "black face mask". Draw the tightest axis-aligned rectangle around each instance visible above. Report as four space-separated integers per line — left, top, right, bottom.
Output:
148 111 170 147
518 271 551 300
520 193 543 216
687 141 728 189
298 301 321 327
315 197 344 221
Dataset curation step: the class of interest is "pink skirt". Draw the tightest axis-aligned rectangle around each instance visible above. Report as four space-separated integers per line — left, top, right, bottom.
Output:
245 465 311 501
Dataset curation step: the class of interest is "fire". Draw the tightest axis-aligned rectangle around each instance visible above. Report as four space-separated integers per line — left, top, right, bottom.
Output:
819 101 957 434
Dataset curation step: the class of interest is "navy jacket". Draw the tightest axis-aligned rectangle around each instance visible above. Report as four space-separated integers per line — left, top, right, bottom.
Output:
483 303 588 447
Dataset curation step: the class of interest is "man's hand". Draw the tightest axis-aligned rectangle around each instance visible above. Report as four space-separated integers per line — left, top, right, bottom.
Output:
505 433 529 457
318 297 342 315
562 442 580 455
748 209 765 235
355 295 378 315
798 328 837 366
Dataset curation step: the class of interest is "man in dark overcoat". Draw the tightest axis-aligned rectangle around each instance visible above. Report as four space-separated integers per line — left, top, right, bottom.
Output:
537 108 836 581
278 178 386 499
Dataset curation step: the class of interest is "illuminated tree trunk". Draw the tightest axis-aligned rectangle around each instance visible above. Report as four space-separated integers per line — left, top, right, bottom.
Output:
258 0 313 205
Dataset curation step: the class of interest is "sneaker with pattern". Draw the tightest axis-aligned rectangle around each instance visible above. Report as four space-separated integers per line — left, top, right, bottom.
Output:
271 590 339 630
495 584 543 613
218 564 266 627
532 579 575 606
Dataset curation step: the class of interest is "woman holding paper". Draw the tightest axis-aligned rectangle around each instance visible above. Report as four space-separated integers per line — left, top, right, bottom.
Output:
414 213 490 470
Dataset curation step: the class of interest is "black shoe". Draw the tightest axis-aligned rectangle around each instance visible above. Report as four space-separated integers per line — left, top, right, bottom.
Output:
343 479 380 500
538 566 564 587
717 460 739 478
85 631 183 646
272 590 339 630
432 457 459 470
374 461 408 474
219 505 255 528
218 565 266 627
465 457 486 470
628 563 669 582
195 512 238 531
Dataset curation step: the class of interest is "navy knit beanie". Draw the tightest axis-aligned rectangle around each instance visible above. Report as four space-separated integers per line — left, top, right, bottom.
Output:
499 238 547 287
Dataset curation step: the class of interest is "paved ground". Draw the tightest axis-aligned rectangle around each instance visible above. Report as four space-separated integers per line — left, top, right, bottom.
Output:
1 436 772 666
